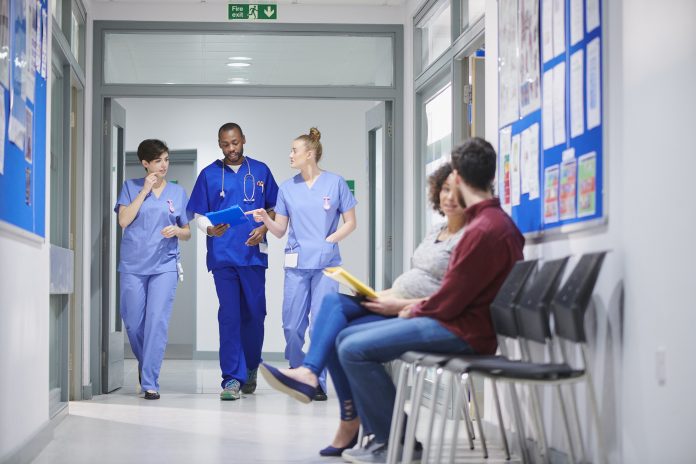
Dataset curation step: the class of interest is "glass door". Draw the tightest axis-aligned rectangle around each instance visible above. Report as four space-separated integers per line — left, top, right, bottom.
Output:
365 102 393 290
102 98 126 393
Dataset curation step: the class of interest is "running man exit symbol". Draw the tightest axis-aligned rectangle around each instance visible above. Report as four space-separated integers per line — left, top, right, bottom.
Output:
228 4 278 20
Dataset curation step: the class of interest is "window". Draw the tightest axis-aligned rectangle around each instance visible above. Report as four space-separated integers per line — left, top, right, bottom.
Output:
423 84 452 232
416 0 452 72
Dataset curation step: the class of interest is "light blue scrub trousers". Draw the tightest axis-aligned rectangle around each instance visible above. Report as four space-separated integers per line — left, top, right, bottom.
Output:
282 268 338 392
120 272 178 392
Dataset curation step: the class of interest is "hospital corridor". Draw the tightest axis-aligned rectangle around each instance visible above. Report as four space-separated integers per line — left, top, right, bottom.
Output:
1 0 695 463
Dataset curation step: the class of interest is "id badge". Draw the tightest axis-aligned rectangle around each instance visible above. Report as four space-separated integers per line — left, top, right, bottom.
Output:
259 242 269 254
284 252 299 268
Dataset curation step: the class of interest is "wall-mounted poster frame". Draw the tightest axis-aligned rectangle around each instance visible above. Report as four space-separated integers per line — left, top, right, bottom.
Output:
497 0 604 238
0 0 48 242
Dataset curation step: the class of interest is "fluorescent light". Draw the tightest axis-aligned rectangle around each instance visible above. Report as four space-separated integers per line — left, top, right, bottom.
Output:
227 78 249 84
228 56 252 61
227 62 251 67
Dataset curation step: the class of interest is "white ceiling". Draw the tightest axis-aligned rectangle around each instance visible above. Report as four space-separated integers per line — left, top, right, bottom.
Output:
92 0 406 5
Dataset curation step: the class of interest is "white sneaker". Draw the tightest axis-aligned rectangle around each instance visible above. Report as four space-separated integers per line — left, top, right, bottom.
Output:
342 437 384 463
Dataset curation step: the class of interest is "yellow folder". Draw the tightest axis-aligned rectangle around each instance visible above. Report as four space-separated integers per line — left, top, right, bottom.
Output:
323 267 378 298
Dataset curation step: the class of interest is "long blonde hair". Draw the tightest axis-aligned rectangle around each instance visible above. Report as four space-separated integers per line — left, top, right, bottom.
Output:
295 127 323 162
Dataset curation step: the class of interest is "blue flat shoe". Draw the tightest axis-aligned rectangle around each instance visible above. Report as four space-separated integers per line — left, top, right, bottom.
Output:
258 363 317 404
319 431 359 456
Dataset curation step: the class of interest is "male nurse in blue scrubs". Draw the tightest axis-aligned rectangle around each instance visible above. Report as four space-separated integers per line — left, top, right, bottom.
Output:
187 123 279 400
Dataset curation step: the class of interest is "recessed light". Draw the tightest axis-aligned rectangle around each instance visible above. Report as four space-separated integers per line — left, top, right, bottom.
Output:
227 62 251 67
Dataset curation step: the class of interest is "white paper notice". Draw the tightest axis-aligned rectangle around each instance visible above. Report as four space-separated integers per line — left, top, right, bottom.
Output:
570 49 585 138
552 0 565 58
542 0 553 63
499 2 520 127
0 92 5 174
511 133 521 206
519 0 541 117
570 0 584 46
586 0 600 33
586 37 601 130
542 69 554 149
553 62 566 146
528 123 541 199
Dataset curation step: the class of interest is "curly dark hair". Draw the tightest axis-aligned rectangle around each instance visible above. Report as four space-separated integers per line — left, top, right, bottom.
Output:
427 163 454 216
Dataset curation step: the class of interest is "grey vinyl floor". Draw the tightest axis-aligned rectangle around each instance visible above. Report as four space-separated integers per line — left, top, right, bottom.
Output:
32 359 516 463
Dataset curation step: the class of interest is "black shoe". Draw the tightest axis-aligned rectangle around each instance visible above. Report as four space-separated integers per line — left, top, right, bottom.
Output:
313 386 328 401
241 368 258 394
144 391 160 400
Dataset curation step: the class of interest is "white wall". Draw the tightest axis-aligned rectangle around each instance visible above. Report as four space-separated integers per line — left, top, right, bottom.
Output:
482 0 696 462
117 97 375 354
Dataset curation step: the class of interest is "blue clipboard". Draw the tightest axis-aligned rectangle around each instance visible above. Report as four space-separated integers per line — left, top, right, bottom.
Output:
205 204 250 227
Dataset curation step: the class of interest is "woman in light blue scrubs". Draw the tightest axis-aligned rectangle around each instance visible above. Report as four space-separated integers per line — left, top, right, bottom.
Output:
115 139 191 400
249 127 357 400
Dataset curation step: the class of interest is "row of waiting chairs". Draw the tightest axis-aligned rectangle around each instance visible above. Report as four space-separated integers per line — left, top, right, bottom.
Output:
386 252 608 464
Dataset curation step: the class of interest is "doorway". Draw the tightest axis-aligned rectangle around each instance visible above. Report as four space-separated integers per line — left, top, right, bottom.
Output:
124 149 198 360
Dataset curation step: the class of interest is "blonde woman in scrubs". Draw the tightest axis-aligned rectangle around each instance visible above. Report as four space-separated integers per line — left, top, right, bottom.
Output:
115 139 191 400
248 127 357 400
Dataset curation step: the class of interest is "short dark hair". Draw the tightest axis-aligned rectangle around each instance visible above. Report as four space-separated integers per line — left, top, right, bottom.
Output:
451 137 497 192
218 122 244 138
427 163 453 215
137 139 168 163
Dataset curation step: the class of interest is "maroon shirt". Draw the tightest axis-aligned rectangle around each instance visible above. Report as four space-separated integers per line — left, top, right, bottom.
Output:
411 198 524 355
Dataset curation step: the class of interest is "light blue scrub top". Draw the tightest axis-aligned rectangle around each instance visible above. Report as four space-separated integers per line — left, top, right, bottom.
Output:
275 171 357 270
187 157 279 271
115 179 190 275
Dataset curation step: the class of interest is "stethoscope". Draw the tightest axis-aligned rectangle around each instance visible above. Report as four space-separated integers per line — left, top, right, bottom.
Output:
220 157 256 203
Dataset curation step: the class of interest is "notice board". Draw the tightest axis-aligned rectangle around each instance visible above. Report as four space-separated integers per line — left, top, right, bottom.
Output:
0 0 48 240
497 0 603 236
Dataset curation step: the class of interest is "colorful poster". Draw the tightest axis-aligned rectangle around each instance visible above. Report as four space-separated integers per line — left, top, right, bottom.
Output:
519 0 541 117
499 126 512 210
499 0 520 127
511 133 521 206
578 151 597 217
560 152 577 220
543 164 560 223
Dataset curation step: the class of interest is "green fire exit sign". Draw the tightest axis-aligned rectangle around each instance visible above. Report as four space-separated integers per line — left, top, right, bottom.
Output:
228 4 278 20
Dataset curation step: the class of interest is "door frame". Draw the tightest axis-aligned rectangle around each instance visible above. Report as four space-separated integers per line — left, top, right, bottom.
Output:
90 21 404 394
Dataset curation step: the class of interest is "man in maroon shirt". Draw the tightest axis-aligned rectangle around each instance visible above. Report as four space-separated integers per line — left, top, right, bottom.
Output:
337 137 525 463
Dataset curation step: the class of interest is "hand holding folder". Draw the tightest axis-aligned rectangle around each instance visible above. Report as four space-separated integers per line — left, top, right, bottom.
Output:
323 267 378 298
205 204 249 227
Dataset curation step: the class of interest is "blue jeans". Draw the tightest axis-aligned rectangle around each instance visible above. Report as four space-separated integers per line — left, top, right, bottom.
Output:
337 317 475 442
303 293 387 420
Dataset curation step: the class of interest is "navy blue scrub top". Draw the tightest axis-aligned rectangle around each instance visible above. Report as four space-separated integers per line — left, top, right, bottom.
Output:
187 157 279 271
115 179 190 275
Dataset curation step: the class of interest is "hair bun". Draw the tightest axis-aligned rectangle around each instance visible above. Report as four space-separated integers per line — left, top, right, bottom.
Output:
308 127 321 141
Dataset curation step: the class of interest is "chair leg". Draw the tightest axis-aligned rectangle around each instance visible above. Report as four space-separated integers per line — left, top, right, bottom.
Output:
467 376 488 459
448 373 473 464
462 379 476 441
386 361 410 464
401 365 427 464
508 382 531 463
422 367 443 464
434 371 454 464
529 385 551 464
492 379 511 460
555 385 578 463
567 383 588 462
585 369 608 464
